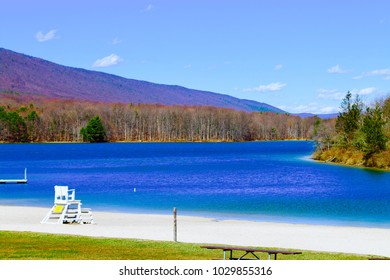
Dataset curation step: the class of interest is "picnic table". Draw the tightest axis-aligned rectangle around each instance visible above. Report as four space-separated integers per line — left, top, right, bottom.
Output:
200 245 302 260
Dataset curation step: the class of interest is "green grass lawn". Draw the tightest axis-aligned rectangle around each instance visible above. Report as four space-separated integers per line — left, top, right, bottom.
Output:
0 231 377 260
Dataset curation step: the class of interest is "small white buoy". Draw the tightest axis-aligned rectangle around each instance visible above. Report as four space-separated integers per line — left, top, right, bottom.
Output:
134 187 136 193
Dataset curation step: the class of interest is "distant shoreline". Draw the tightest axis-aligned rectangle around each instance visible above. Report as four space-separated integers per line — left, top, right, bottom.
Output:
0 139 312 144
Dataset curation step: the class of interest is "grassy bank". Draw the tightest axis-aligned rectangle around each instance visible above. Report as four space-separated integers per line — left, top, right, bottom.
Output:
313 147 390 170
0 231 377 260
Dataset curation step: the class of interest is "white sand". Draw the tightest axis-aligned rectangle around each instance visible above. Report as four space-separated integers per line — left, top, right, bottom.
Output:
1 205 390 257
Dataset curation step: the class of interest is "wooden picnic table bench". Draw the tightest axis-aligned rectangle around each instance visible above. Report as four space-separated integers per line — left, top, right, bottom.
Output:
201 245 302 260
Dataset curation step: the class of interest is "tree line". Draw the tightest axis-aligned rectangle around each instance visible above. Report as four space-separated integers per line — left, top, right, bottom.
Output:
313 92 390 169
0 96 321 143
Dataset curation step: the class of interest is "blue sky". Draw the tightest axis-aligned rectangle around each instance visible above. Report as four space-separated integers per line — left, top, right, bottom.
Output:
1 0 389 114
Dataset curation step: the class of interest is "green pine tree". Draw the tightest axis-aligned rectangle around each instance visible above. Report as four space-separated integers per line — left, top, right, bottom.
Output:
335 92 363 146
361 105 387 157
80 115 107 143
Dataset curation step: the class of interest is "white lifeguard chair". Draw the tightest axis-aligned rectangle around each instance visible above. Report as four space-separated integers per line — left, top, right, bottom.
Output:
41 186 94 224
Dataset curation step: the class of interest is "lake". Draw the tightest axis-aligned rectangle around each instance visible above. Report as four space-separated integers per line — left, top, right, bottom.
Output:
1 141 389 227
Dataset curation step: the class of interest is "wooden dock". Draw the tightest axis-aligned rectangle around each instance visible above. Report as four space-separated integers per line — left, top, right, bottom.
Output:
0 169 27 184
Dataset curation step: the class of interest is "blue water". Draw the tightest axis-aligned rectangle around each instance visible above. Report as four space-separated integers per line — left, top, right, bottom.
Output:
1 141 390 228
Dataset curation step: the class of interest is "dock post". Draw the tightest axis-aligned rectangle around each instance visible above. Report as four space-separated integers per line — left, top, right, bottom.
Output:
173 207 177 242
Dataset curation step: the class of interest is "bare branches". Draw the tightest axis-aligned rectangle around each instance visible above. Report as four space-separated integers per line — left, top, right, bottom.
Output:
0 97 320 143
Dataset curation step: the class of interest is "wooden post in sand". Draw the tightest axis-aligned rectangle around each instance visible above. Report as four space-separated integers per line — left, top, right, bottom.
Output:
173 207 177 242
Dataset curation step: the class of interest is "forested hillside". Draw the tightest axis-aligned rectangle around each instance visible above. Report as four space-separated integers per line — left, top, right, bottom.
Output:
0 95 320 143
313 93 390 169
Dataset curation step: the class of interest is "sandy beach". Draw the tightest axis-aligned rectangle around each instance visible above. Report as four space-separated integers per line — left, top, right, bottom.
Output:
1 205 390 257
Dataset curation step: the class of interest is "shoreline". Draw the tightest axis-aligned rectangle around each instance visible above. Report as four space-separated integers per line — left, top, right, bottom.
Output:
0 139 311 144
312 148 390 172
4 201 390 230
1 205 390 257
312 157 390 172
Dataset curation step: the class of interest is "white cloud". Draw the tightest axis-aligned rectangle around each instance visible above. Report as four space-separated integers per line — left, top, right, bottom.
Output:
243 82 286 93
350 87 377 96
278 103 338 114
327 64 348 74
274 64 283 71
318 87 377 100
93 54 123 67
317 89 345 100
366 69 390 76
112 38 122 45
319 106 338 114
35 29 58 42
289 104 313 113
143 4 154 12
354 68 390 80
352 75 363 80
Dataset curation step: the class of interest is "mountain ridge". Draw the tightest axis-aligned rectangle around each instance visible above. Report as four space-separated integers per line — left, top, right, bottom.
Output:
0 48 284 113
294 113 338 119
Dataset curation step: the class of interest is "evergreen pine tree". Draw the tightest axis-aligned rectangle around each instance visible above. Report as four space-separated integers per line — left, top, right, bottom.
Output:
335 92 363 146
361 105 387 157
81 116 107 143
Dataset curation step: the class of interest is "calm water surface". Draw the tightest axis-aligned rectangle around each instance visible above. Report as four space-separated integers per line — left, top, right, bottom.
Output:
1 141 389 227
